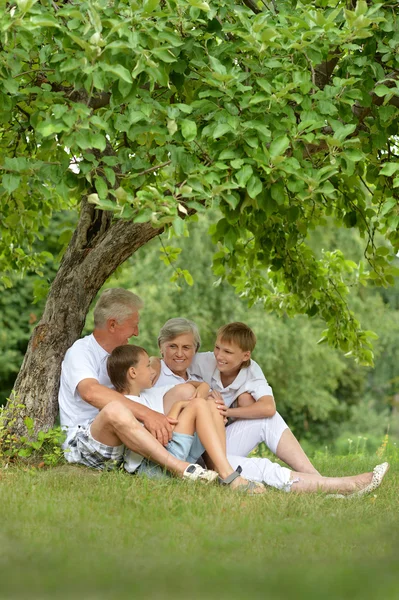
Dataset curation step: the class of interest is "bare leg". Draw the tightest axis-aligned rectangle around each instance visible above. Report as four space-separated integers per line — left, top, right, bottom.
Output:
289 470 373 494
206 398 227 452
276 428 320 475
175 398 264 492
163 383 196 414
90 402 189 477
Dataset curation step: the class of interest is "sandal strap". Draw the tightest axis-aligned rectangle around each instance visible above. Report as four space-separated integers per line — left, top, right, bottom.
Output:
219 466 242 486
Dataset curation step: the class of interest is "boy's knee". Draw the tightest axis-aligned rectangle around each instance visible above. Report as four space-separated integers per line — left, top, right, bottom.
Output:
176 383 197 401
191 396 207 409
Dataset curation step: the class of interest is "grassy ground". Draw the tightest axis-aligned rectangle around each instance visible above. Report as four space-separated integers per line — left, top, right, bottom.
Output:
0 453 398 600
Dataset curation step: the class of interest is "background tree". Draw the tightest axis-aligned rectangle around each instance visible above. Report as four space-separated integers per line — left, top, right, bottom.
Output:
1 0 399 433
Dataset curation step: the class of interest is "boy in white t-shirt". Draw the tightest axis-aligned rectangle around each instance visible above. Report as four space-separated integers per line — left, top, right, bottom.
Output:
107 344 266 493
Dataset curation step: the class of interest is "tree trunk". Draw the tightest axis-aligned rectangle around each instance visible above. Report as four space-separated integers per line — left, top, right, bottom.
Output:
5 200 163 435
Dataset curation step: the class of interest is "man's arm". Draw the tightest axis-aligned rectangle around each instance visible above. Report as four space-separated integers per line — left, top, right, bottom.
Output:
77 379 177 446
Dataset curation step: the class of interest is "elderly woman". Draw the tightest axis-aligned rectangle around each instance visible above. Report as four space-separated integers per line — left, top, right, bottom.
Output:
151 318 388 494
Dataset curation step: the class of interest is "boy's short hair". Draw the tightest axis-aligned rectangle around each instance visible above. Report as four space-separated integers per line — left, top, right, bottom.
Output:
217 322 256 368
107 345 147 393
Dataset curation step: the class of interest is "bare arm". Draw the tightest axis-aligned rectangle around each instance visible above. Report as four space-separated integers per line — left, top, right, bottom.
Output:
149 356 162 385
225 395 276 419
188 381 210 398
210 390 276 420
77 379 177 445
166 400 189 421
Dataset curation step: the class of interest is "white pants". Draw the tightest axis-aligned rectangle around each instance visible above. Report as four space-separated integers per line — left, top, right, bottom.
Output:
225 411 292 491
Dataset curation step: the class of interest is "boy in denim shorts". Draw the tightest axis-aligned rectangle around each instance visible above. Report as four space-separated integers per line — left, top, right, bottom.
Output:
107 344 266 493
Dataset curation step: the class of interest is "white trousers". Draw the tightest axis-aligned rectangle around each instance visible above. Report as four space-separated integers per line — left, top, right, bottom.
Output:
225 411 292 490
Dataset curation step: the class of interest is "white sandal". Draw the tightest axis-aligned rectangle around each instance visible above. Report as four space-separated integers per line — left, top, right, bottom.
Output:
183 463 218 483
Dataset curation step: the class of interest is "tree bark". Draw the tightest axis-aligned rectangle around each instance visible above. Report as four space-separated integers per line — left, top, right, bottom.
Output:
5 200 163 435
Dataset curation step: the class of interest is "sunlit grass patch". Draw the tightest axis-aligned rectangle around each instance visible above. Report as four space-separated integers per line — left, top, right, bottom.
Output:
0 454 398 600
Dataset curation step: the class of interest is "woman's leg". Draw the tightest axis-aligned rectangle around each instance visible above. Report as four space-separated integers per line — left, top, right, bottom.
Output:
227 453 379 495
175 398 264 491
276 429 320 475
289 470 373 494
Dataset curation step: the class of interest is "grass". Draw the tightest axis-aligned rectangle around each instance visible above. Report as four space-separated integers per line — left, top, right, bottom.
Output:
0 453 398 600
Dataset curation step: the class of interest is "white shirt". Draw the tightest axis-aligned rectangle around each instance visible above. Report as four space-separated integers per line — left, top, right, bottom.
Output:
155 360 202 387
125 385 174 415
188 352 273 408
123 385 173 473
59 334 111 442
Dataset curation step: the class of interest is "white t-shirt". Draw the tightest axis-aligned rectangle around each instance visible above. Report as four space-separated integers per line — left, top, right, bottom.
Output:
59 334 111 442
123 385 173 473
154 353 273 408
125 385 174 415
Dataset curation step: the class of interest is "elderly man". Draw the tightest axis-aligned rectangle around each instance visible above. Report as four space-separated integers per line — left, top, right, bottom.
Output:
58 288 211 480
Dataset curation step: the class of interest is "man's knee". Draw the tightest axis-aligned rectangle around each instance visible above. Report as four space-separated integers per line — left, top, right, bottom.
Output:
99 402 136 429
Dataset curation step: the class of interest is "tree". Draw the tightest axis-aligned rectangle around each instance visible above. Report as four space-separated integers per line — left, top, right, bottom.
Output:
1 0 399 433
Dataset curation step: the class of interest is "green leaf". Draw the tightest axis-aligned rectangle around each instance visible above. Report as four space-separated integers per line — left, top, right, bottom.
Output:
188 0 210 11
2 79 19 94
2 174 21 194
213 123 232 138
209 56 227 75
89 132 106 151
101 64 132 83
247 175 262 199
182 269 194 286
24 416 34 431
176 104 193 114
152 48 177 63
143 0 159 12
29 15 60 28
236 165 253 188
269 135 290 159
95 177 108 199
374 85 392 97
172 216 185 236
380 163 399 177
318 100 338 115
181 119 197 142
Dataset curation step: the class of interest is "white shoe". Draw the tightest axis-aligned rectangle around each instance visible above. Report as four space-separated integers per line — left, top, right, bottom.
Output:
183 463 218 483
347 462 389 498
326 462 389 499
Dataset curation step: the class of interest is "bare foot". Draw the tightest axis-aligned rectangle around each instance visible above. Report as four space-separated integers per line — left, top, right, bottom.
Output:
229 475 267 494
352 472 373 492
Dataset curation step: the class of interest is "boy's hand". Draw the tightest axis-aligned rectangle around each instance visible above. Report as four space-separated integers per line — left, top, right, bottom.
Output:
209 390 228 416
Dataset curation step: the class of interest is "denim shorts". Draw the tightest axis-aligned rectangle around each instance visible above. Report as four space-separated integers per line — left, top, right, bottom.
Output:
136 432 204 479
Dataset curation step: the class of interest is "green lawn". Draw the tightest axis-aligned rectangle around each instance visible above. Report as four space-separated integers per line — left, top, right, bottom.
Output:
0 454 398 600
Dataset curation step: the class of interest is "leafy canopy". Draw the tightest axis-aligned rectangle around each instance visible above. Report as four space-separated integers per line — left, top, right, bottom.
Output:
1 0 399 363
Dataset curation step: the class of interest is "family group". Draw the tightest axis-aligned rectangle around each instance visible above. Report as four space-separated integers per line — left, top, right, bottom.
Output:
58 288 388 496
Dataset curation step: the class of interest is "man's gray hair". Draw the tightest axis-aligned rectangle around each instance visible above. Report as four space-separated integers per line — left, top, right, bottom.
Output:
158 318 201 351
93 288 143 328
